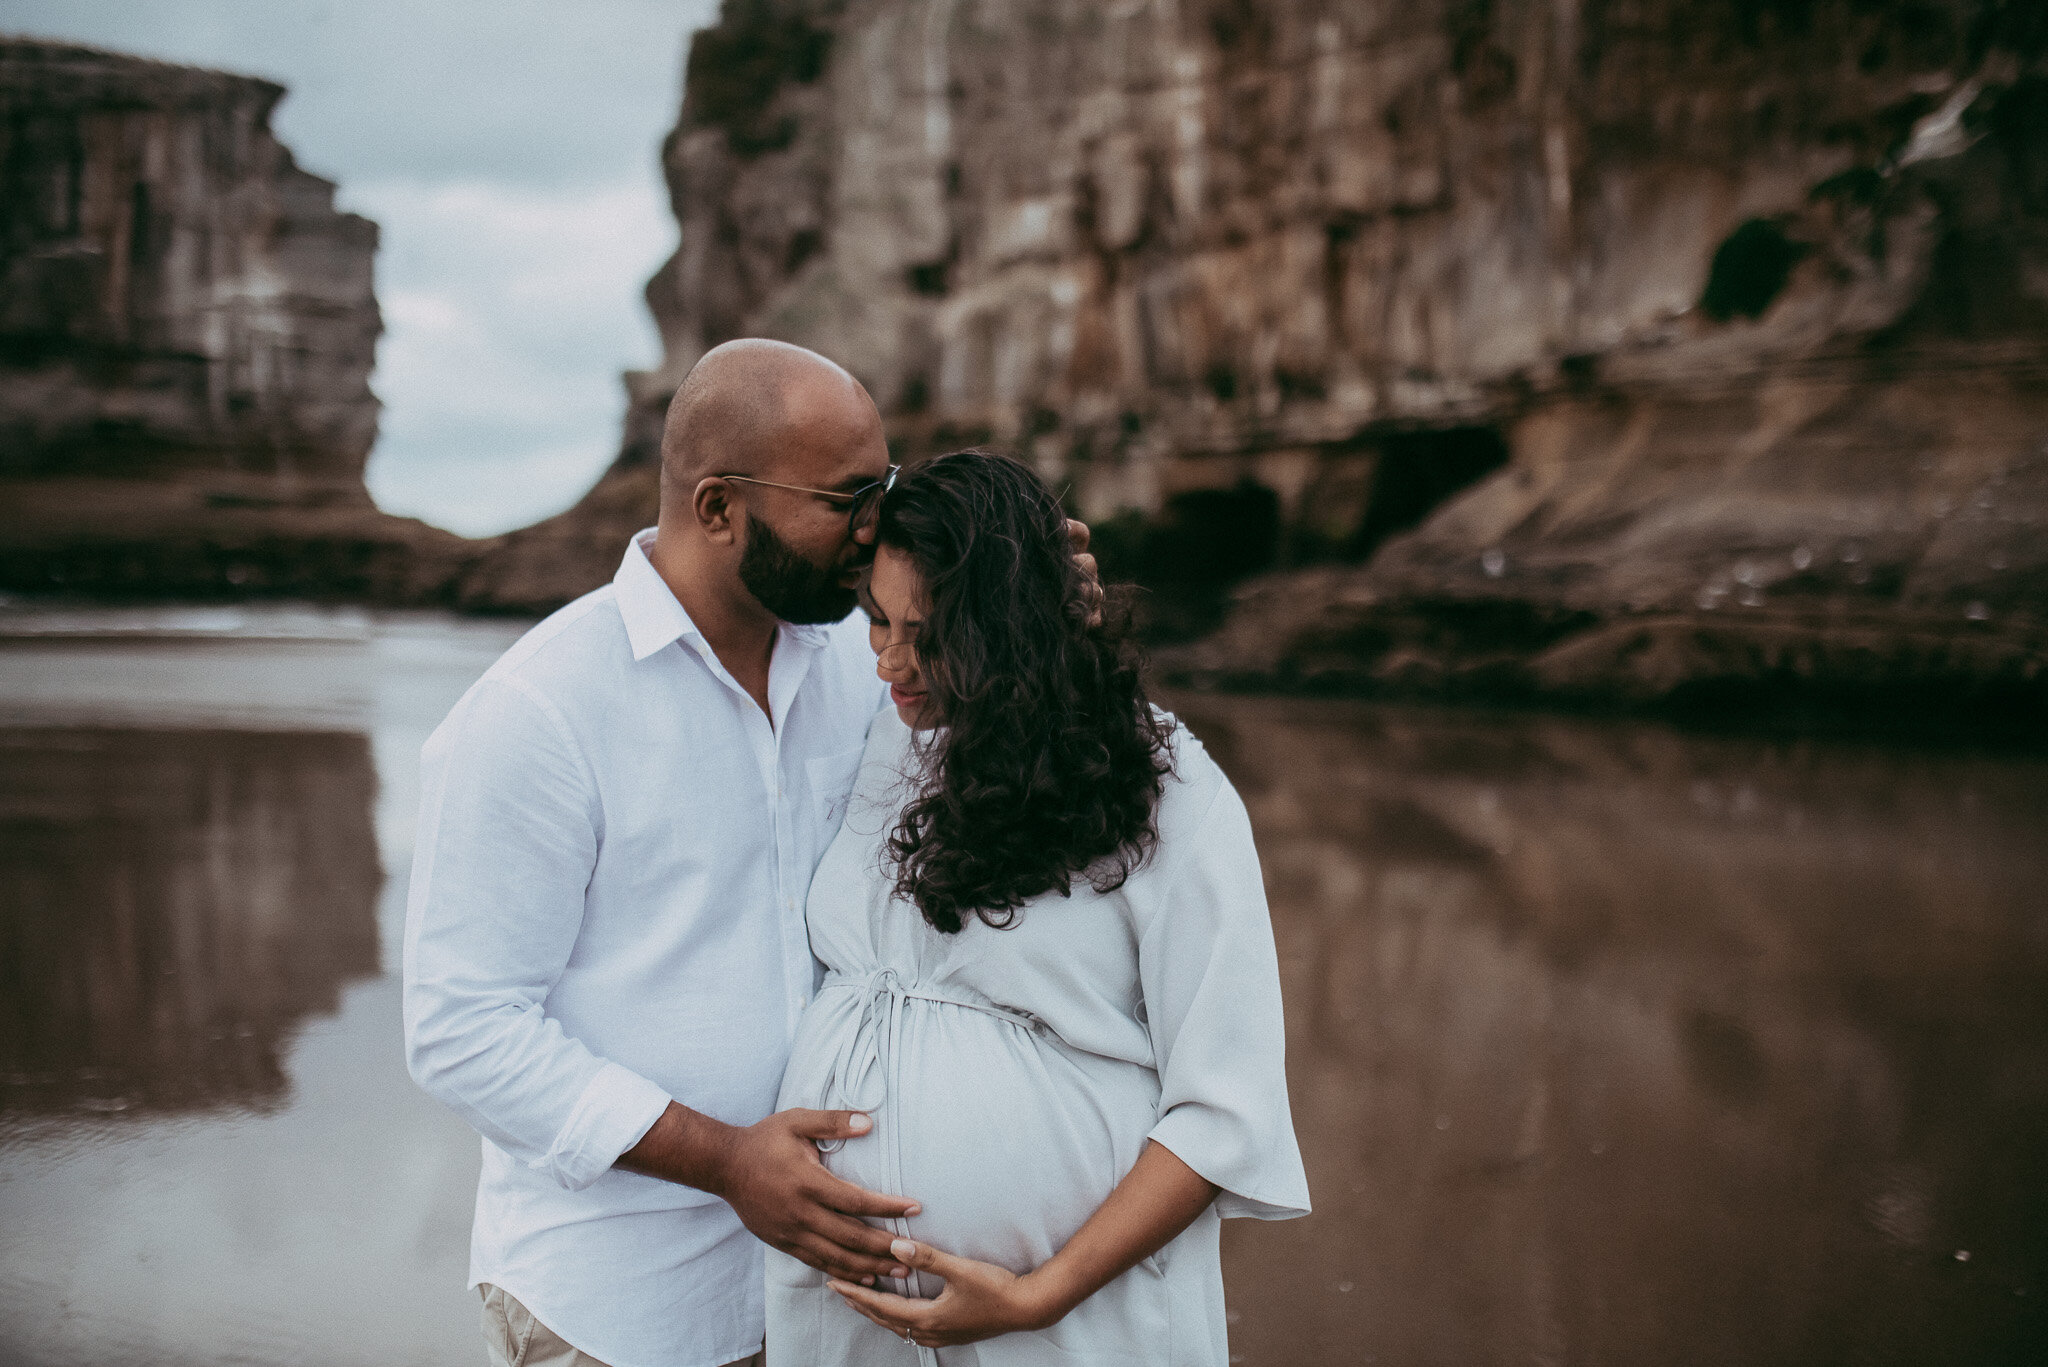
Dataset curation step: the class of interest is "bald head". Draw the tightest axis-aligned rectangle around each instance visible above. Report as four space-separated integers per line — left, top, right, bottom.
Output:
659 338 879 501
649 339 891 629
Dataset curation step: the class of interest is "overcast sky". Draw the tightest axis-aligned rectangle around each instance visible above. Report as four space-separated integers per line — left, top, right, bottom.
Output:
0 0 719 535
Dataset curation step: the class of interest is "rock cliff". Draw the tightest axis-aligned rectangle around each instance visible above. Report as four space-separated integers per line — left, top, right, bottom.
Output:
0 38 466 603
469 0 2048 718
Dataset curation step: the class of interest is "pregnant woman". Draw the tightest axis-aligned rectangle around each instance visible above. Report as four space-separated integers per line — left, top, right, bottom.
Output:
765 452 1309 1366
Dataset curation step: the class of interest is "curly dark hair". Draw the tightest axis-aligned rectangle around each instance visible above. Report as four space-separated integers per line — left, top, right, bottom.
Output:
875 451 1174 934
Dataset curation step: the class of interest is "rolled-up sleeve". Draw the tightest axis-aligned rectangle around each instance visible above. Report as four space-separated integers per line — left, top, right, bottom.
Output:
402 676 671 1190
1138 781 1312 1221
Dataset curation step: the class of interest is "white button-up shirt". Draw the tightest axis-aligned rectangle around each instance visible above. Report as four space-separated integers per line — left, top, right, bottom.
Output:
403 530 884 1367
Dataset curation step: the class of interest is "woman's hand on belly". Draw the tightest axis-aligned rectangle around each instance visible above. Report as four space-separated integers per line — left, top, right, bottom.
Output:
827 1139 1221 1347
827 1237 1062 1348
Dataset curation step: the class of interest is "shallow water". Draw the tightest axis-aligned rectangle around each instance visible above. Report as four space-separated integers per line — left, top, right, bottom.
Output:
0 612 2042 1366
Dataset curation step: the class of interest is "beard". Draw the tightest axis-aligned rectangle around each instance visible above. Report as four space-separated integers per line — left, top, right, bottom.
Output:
737 514 857 625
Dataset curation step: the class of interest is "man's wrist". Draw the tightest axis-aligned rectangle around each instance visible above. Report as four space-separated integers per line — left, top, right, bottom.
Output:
618 1102 744 1196
690 1112 745 1197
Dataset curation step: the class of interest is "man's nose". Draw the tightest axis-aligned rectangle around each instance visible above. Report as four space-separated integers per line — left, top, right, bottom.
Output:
837 543 875 586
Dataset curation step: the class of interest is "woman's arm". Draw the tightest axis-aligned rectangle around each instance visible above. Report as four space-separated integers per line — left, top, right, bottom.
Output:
826 1140 1219 1348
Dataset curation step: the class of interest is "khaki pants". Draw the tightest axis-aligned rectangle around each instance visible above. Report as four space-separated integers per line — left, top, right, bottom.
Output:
480 1283 764 1367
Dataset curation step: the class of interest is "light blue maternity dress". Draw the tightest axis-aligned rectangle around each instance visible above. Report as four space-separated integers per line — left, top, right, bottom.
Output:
765 709 1310 1367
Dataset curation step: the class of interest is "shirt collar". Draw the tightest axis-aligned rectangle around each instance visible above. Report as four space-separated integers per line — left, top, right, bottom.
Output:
614 529 700 662
613 528 834 662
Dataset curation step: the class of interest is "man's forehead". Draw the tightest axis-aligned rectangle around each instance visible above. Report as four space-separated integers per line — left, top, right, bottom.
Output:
770 430 890 490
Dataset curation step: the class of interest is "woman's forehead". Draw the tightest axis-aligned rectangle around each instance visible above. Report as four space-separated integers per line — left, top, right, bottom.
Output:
866 545 926 616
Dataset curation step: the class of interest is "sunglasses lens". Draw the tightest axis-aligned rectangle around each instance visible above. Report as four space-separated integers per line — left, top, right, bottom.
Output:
850 486 881 532
849 466 897 534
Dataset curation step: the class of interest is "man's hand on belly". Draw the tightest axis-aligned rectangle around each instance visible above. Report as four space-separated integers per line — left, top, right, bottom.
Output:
618 1101 921 1285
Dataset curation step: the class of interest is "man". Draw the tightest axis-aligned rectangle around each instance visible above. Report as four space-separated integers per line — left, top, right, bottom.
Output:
405 340 1095 1367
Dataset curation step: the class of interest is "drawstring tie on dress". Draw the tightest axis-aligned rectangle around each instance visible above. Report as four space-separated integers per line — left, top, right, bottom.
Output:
811 966 1045 1365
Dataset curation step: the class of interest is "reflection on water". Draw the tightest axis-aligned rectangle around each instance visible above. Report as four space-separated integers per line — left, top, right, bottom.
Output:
1178 696 2048 1367
0 616 523 1367
0 621 2043 1367
0 728 380 1114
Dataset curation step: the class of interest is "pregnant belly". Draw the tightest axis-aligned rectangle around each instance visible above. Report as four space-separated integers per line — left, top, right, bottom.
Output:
778 976 1159 1286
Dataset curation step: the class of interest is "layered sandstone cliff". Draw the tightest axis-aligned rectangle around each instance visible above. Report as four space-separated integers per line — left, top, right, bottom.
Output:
468 0 2048 717
0 38 466 603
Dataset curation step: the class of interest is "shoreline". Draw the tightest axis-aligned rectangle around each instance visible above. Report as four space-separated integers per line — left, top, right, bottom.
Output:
4 594 2041 751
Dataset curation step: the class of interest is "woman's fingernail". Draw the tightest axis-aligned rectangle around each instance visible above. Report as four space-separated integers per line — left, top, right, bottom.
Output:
847 1113 871 1133
891 1266 910 1280
892 1238 917 1260
904 1203 921 1216
863 1276 875 1286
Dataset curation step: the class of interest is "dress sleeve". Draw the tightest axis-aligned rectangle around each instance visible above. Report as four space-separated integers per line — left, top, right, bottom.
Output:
1137 778 1312 1221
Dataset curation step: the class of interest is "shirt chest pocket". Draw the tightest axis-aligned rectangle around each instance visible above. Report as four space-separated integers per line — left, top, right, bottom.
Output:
804 744 867 836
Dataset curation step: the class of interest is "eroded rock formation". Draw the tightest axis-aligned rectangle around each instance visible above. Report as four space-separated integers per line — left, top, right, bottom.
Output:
0 38 466 603
470 0 2048 716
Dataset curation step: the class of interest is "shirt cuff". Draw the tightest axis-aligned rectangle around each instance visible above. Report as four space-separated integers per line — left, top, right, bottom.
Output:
541 1062 673 1190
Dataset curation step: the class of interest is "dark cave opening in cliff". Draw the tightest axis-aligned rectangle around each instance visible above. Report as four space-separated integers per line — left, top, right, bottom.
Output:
1091 480 1283 644
1345 425 1510 561
1093 427 1510 644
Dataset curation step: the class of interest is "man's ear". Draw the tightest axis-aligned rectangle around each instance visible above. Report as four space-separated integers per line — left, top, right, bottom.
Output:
694 477 739 545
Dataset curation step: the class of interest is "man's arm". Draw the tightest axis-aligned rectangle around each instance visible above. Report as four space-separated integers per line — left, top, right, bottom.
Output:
403 678 659 1184
403 677 912 1282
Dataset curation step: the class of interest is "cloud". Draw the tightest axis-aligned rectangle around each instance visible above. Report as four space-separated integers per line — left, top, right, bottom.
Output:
0 0 717 189
358 177 673 536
